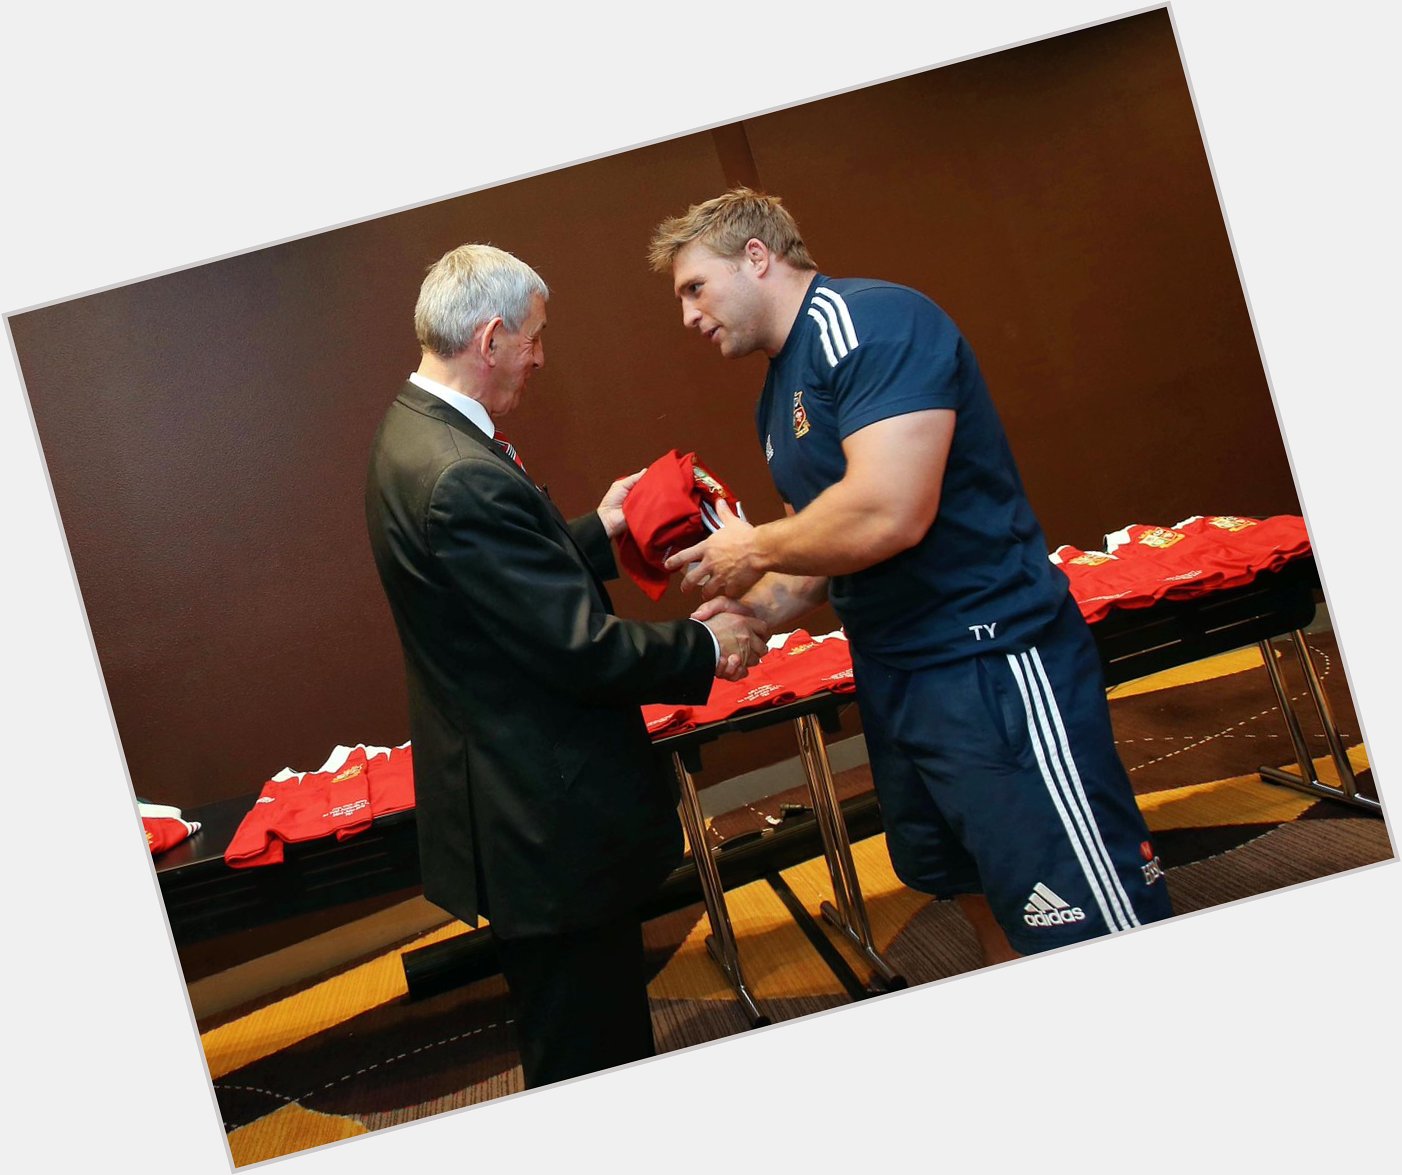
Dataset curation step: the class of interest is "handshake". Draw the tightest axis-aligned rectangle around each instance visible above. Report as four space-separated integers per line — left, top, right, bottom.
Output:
695 597 768 682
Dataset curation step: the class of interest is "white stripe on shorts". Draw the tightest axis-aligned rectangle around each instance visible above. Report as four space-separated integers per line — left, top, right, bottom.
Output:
1025 646 1141 928
1005 648 1138 932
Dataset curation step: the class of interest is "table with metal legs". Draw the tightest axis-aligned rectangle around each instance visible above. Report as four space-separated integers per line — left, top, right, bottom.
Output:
1093 555 1376 812
160 555 1368 1013
388 561 1361 1010
658 693 906 1028
1256 628 1379 812
792 712 905 990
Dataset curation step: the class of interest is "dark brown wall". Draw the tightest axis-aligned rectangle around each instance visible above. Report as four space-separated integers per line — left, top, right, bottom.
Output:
11 9 1293 819
740 11 1291 549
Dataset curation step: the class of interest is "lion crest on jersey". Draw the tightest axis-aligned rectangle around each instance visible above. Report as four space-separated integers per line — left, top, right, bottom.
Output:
1208 515 1257 532
331 764 365 784
1137 527 1185 549
691 461 726 498
792 389 810 439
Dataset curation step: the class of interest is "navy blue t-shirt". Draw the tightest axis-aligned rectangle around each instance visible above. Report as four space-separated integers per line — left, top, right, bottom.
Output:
758 274 1070 667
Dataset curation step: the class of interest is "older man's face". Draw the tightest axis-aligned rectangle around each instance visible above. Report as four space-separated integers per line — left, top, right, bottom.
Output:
486 293 547 416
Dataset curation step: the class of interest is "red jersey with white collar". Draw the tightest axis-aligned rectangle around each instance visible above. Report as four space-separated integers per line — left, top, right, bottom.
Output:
685 656 799 727
330 742 416 818
1102 523 1249 601
639 629 852 734
224 746 375 868
139 802 201 856
1049 545 1157 622
763 629 857 698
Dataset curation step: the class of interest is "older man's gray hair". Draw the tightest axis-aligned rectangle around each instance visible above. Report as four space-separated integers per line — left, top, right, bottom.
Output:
414 243 550 359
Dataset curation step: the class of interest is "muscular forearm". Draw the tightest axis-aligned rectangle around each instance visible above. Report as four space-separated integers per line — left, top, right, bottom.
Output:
747 478 928 579
739 571 831 631
672 412 949 601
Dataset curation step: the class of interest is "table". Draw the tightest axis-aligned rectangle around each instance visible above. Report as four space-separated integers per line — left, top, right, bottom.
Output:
655 692 906 1027
1092 555 1374 811
157 554 1368 1014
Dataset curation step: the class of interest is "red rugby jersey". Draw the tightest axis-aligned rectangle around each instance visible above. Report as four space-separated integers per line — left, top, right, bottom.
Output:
224 746 375 868
1049 546 1153 622
301 741 416 818
1172 514 1311 574
685 655 799 727
617 450 745 600
763 629 857 697
640 702 697 739
1102 522 1250 602
139 802 201 856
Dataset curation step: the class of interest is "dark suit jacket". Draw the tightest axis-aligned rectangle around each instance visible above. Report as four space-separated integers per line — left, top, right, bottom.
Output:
366 381 715 938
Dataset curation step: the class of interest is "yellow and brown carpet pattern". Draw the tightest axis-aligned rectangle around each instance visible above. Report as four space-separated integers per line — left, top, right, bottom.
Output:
199 629 1390 1166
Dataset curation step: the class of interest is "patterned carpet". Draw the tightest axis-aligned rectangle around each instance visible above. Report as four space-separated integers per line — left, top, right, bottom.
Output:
197 628 1391 1166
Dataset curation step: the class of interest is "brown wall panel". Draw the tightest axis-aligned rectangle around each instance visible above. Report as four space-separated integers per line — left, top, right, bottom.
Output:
13 10 1295 842
740 9 1295 551
12 132 776 812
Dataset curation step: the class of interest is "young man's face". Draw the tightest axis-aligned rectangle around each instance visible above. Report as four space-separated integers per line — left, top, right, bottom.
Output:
671 241 770 360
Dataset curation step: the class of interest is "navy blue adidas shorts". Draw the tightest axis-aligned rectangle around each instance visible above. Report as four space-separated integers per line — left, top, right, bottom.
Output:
851 599 1174 954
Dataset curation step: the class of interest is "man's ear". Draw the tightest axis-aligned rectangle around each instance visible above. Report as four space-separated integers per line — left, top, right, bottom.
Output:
478 316 504 362
744 237 771 276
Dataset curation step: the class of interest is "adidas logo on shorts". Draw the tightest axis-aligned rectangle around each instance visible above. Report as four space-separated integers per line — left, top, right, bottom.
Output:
1023 882 1087 928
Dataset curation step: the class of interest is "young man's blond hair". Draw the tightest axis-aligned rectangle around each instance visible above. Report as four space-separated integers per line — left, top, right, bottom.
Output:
648 187 818 272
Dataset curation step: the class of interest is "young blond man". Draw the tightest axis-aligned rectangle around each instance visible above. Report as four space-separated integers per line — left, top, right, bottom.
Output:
650 190 1173 962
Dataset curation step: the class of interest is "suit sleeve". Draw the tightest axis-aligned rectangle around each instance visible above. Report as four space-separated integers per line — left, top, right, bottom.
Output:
426 455 713 706
567 511 619 582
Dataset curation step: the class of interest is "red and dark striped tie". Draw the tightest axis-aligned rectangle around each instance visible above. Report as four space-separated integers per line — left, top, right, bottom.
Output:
492 431 527 474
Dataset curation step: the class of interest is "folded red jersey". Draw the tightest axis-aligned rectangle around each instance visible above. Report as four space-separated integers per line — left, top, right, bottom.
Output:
640 630 851 735
224 747 377 868
1049 545 1156 622
617 450 744 600
361 742 416 818
1172 515 1311 574
1102 522 1252 602
687 673 798 727
139 801 201 856
764 629 856 698
640 702 697 739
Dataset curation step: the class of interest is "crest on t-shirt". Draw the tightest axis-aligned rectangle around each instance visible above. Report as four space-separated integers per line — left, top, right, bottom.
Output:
792 389 810 439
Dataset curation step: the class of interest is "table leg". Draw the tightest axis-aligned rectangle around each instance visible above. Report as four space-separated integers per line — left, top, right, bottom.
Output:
671 751 771 1027
793 714 906 989
1257 634 1379 812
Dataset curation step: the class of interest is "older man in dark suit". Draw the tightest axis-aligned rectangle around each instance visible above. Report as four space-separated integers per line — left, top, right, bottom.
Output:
366 243 766 1088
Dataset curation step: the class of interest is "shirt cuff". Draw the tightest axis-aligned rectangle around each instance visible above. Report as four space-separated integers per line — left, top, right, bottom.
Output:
691 618 721 666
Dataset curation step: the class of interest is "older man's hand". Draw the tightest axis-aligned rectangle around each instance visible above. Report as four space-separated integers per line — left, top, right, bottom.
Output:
701 609 768 681
596 468 646 540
